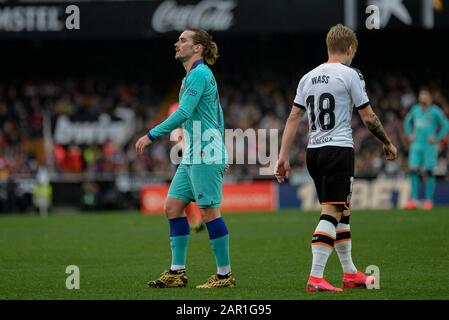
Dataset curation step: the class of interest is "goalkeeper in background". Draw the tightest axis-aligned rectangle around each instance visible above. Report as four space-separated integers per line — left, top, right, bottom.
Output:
404 87 449 210
136 28 234 288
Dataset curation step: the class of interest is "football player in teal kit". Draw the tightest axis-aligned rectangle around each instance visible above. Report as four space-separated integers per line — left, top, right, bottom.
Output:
404 88 449 210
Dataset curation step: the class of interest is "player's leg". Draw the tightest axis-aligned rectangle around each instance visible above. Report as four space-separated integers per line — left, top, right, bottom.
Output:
336 210 375 288
202 207 231 277
423 145 438 210
406 145 423 209
305 147 343 292
166 197 191 272
191 164 235 288
201 208 229 276
148 164 195 288
406 168 421 209
335 210 357 275
196 207 235 288
423 170 435 210
309 206 341 279
307 204 342 292
173 145 203 230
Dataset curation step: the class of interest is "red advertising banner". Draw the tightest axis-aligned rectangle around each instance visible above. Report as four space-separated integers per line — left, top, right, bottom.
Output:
221 181 277 212
141 181 277 214
140 184 170 214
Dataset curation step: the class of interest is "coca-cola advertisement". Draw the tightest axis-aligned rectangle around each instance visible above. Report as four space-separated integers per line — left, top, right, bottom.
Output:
152 0 237 33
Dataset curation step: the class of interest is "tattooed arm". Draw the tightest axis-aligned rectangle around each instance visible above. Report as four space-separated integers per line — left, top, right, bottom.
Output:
359 107 391 145
358 105 398 160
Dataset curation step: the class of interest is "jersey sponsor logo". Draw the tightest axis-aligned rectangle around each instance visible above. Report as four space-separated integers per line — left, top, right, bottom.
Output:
310 136 334 145
311 75 330 85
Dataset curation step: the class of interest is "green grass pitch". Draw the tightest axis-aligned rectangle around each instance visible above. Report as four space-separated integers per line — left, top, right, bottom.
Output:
1 208 449 300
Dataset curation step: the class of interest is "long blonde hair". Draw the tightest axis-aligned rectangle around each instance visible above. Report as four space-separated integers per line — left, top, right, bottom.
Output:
187 28 219 65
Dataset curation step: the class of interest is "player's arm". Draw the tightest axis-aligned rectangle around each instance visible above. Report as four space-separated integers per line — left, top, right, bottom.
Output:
135 72 206 154
278 104 306 160
435 109 449 142
275 76 307 182
349 69 397 160
148 73 206 141
275 104 306 182
358 105 397 160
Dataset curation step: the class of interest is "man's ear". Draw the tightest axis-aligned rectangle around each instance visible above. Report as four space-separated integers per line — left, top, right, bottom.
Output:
349 44 356 56
347 45 353 56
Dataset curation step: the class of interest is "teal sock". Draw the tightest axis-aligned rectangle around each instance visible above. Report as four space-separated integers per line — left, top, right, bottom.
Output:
410 172 420 200
206 217 231 275
210 235 231 273
425 175 436 201
170 235 190 268
168 217 190 269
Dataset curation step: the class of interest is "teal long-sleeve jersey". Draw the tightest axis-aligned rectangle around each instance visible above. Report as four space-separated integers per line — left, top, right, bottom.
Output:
148 60 227 165
403 104 449 145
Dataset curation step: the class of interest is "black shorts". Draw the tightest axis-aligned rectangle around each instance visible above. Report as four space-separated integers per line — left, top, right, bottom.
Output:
306 146 354 209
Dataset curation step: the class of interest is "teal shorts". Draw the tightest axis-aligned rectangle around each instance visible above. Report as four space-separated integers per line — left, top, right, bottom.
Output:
168 163 226 208
408 143 437 171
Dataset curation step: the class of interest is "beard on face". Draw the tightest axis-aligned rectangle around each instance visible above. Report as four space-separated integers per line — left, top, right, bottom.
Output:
175 45 195 62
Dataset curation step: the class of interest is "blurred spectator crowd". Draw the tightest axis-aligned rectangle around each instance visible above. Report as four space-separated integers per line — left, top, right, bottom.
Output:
1 71 449 184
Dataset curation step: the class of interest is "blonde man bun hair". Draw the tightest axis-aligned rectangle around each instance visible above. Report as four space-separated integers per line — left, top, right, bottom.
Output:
187 28 220 65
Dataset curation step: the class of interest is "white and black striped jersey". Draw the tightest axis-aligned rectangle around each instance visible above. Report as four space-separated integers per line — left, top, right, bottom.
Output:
294 63 370 149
